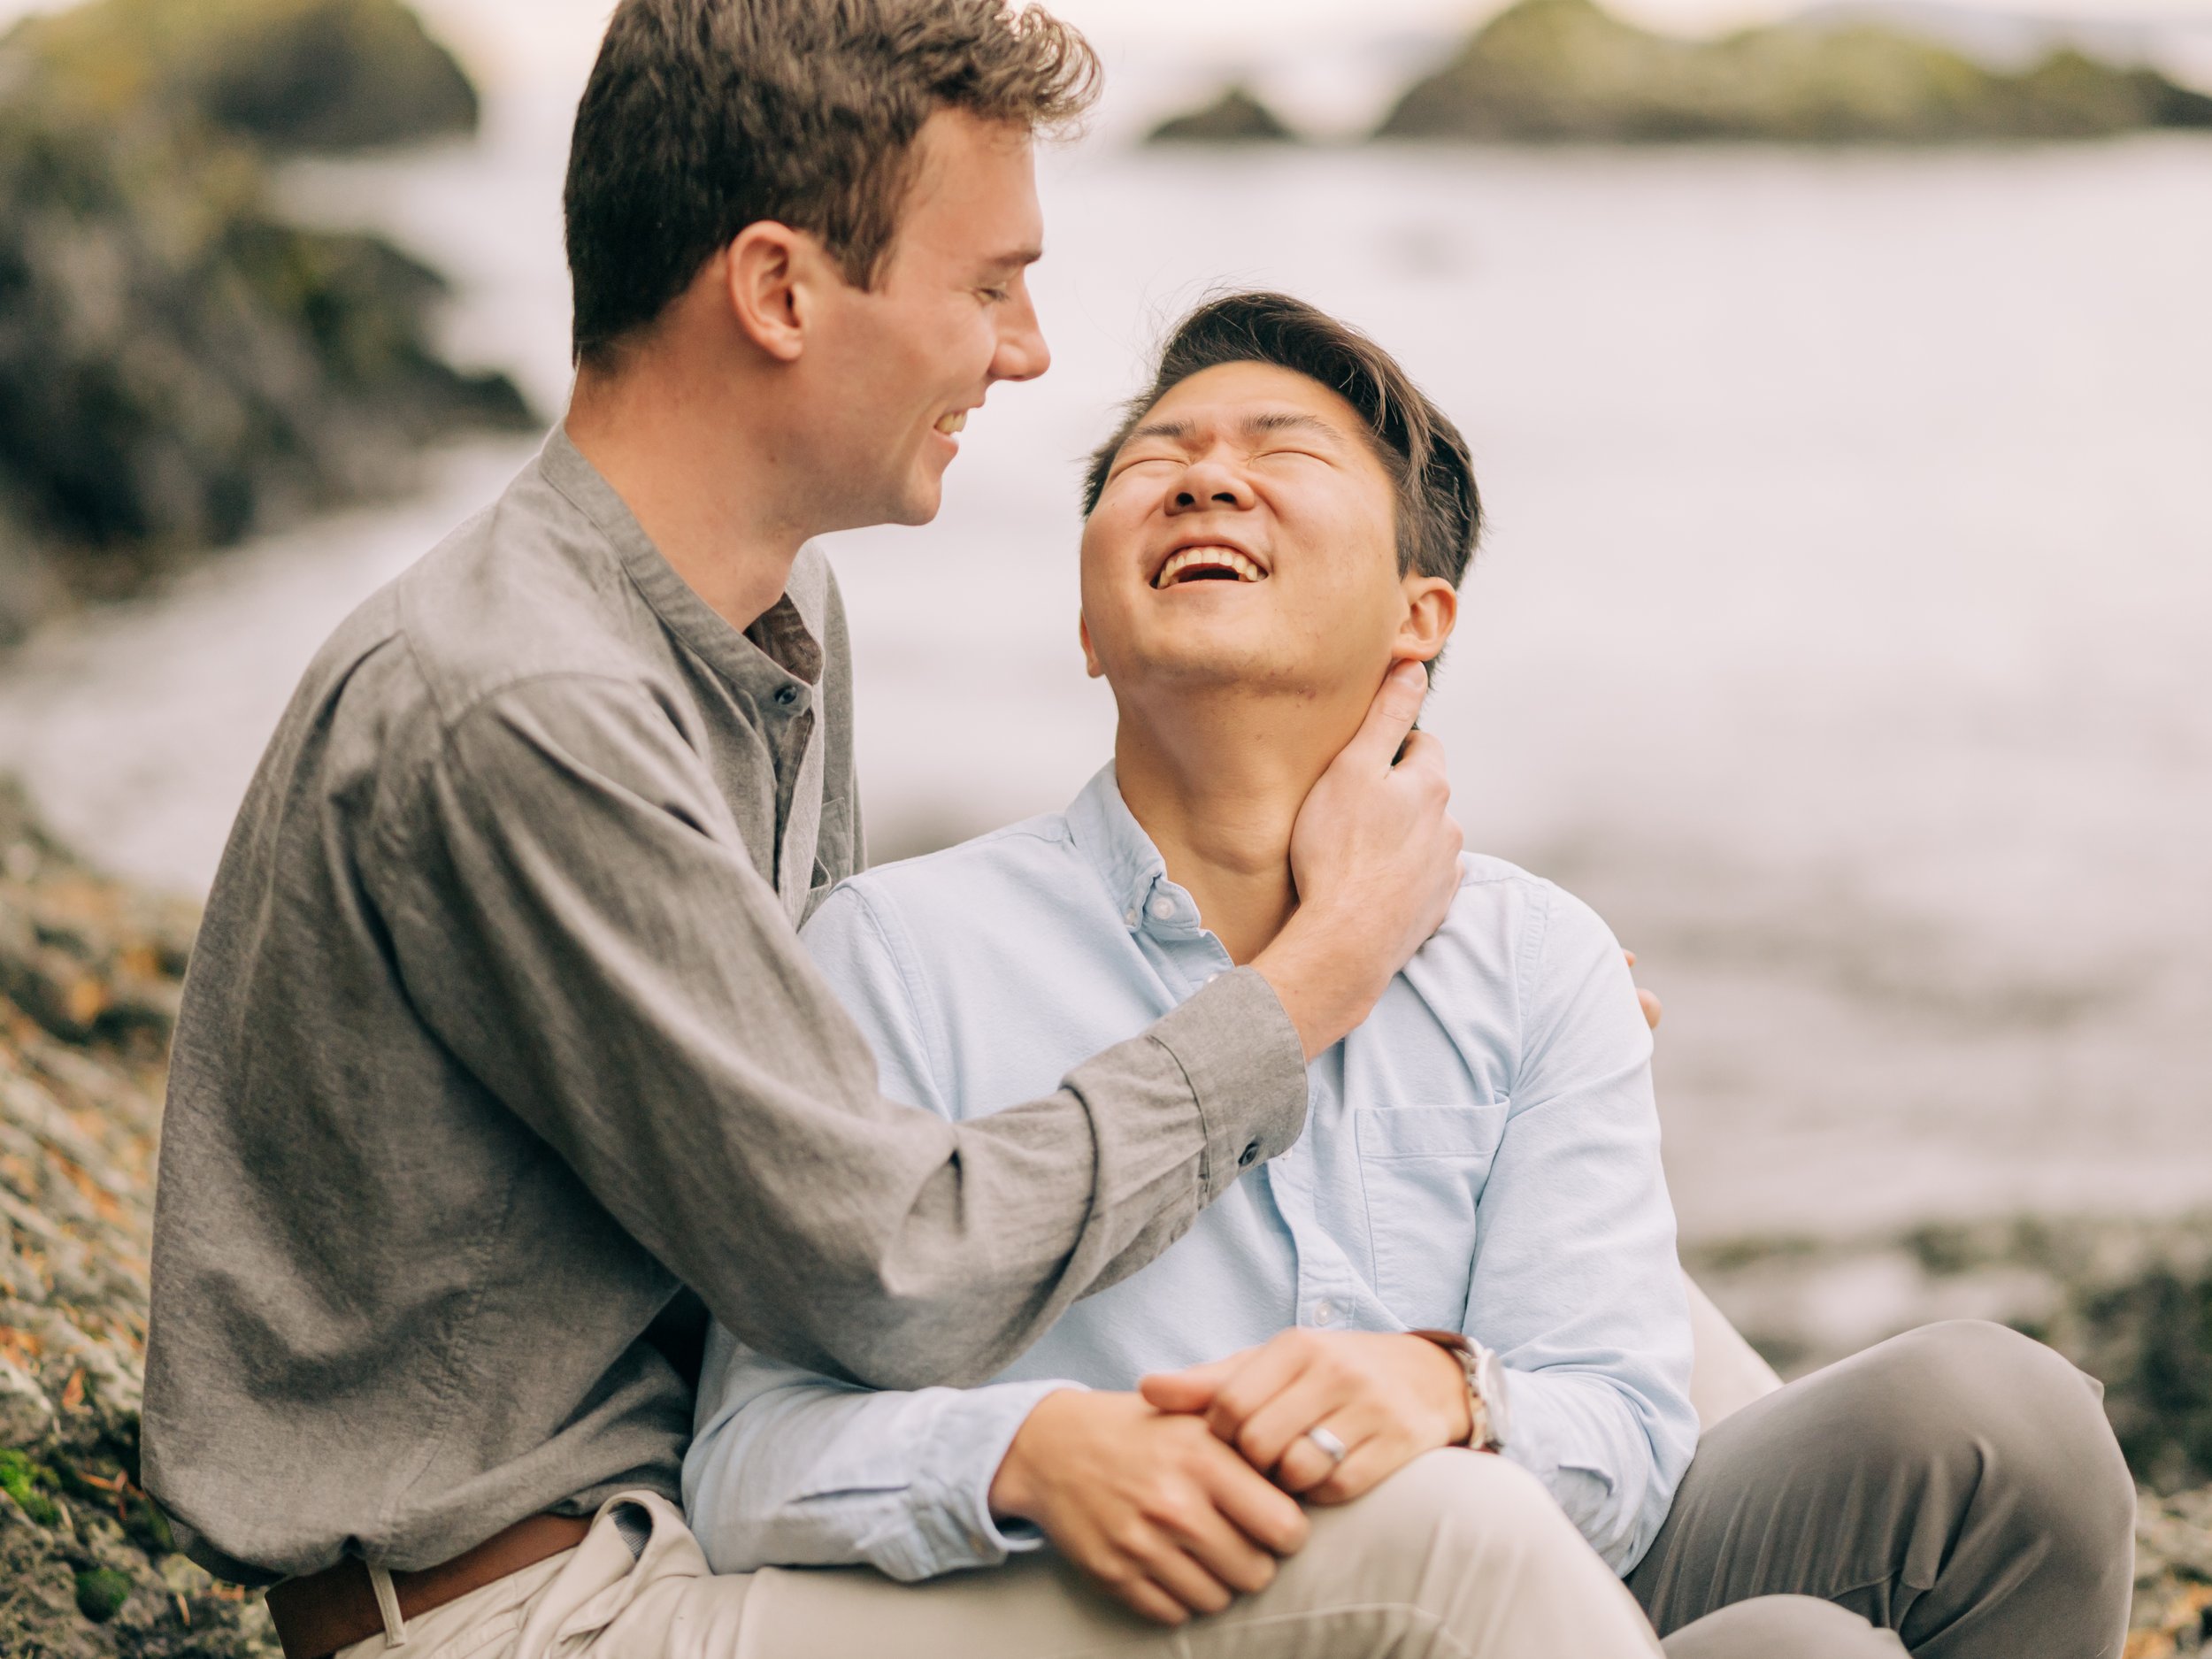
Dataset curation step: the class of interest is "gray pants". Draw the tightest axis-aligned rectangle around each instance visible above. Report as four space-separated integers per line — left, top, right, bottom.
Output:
1643 1320 2137 1658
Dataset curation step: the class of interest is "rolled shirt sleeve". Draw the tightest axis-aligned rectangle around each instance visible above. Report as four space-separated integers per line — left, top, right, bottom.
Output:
373 672 1310 1391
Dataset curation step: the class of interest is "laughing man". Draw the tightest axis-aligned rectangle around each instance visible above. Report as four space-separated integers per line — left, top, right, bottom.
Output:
683 295 2137 1658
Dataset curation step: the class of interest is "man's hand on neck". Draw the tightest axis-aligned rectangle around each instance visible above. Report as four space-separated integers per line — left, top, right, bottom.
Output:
1112 630 1431 968
1114 660 1460 1056
1248 662 1463 1060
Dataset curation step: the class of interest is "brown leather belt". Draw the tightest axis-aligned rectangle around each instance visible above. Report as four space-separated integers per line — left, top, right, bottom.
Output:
265 1513 592 1659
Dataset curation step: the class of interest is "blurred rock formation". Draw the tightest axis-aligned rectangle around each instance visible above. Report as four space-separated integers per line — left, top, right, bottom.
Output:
1371 0 2212 143
1146 85 1299 145
0 0 536 646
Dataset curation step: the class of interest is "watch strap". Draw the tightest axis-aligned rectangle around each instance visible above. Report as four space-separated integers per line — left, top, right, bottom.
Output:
1409 1328 1505 1452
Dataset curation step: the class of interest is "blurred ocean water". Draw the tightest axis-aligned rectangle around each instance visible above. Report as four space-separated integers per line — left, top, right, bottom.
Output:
0 58 2206 1240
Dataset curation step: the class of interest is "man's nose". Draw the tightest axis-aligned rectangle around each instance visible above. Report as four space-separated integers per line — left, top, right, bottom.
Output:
989 286 1050 385
1167 455 1253 513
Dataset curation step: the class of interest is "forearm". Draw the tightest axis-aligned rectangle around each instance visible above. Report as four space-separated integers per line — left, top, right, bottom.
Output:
1251 910 1400 1063
686 1340 1082 1579
826 969 1310 1381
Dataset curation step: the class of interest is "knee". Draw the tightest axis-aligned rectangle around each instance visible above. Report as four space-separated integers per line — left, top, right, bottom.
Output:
1849 1321 2133 1542
1664 1595 1905 1659
1346 1449 1586 1572
1858 1322 2111 1454
1306 1452 1656 1650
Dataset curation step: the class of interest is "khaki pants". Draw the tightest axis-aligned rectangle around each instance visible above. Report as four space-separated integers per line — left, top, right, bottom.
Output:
340 1450 1671 1659
339 1320 2130 1659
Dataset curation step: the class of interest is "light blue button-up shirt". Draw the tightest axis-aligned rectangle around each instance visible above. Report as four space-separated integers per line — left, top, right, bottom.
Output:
685 765 1698 1581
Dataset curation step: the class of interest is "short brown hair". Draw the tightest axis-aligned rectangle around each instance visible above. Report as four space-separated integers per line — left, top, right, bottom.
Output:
564 0 1099 367
1083 293 1482 599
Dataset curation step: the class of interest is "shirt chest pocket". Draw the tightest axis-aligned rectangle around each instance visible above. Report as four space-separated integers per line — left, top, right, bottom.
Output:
1353 1102 1510 1329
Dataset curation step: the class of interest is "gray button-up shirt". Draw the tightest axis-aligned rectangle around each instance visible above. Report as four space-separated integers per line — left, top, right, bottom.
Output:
142 431 1308 1582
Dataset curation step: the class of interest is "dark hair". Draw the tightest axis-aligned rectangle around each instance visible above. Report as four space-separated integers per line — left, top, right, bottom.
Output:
564 0 1099 367
1082 292 1482 598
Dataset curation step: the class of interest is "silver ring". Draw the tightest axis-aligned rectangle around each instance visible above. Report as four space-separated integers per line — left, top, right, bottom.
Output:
1304 1425 1348 1466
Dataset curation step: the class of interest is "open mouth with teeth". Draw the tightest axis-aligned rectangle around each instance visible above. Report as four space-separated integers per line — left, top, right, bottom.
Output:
933 411 969 435
1153 546 1268 589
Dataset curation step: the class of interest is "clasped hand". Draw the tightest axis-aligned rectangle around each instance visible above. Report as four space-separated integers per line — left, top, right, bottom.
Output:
987 1329 1472 1625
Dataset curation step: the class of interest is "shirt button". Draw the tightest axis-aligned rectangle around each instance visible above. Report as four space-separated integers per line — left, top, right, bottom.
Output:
1312 1299 1337 1325
1148 895 1175 921
1237 1140 1260 1169
1123 908 1139 927
775 685 799 706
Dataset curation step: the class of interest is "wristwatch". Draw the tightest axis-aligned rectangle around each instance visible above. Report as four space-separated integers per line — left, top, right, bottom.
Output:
1411 1329 1511 1453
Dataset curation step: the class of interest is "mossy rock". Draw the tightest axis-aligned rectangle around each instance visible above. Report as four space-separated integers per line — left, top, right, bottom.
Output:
5 0 478 152
0 0 533 627
73 1566 134 1623
1376 0 2212 142
3 1449 66 1527
2 1483 273 1656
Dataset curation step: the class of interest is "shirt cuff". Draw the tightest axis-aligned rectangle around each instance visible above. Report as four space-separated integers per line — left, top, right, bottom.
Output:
1147 966 1308 1201
909 1379 1091 1578
1495 1368 1639 1574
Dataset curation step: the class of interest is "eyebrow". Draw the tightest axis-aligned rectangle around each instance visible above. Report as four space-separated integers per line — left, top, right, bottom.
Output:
1246 410 1344 443
1121 409 1350 449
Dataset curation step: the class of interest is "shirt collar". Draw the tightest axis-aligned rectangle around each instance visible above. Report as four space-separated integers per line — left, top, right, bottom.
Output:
1064 764 1205 938
537 425 821 711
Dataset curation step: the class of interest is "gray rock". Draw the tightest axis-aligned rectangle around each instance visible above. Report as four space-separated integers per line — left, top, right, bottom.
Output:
0 0 538 641
0 1351 54 1446
1146 85 1301 145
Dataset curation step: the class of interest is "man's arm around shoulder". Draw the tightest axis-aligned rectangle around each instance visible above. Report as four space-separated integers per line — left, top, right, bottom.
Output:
371 669 1328 1387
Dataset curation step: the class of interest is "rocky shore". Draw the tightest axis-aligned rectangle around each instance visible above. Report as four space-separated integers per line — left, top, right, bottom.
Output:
0 0 536 646
1147 0 2212 147
0 775 2206 1652
0 780 273 1655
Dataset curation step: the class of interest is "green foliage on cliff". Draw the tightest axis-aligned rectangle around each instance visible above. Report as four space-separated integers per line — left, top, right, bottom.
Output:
7 0 479 151
1375 0 2212 142
0 0 532 642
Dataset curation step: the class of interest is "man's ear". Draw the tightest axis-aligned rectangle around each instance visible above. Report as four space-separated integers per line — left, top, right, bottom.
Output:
723 221 814 363
1394 575 1457 666
1078 611 1104 679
